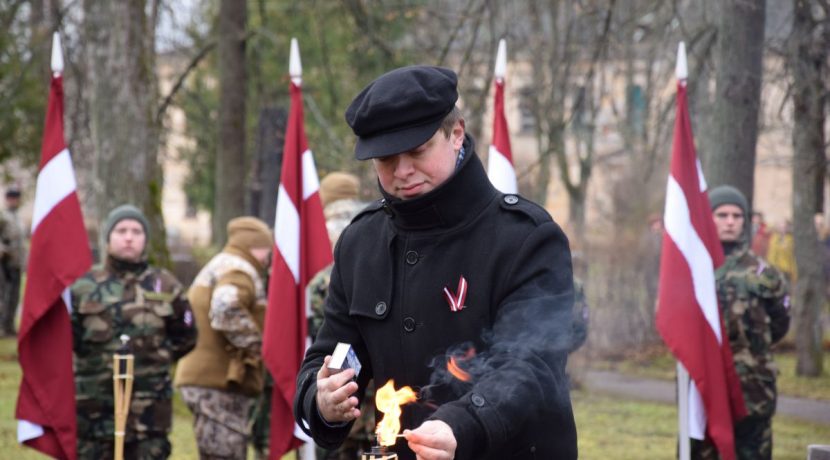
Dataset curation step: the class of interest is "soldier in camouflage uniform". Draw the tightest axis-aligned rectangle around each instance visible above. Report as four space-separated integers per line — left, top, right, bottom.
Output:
175 217 272 460
72 204 197 460
305 172 374 459
691 186 790 460
0 186 25 335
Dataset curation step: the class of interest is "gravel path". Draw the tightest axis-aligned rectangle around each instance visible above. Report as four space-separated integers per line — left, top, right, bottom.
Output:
584 370 830 425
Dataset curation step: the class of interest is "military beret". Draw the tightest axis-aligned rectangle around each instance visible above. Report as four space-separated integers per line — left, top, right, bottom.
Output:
345 65 458 160
708 185 748 217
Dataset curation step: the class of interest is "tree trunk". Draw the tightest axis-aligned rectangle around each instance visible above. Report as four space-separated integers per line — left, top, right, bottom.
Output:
790 0 826 377
213 0 248 244
82 0 168 265
706 0 765 208
251 106 286 226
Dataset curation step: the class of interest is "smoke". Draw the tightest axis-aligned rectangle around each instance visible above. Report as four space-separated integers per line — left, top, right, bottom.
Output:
420 292 574 412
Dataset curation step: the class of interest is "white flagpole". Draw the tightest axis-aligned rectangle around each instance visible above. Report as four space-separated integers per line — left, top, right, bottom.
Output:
675 41 691 460
288 37 317 460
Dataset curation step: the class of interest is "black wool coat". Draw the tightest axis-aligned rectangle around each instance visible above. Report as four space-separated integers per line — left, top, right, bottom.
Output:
295 137 578 460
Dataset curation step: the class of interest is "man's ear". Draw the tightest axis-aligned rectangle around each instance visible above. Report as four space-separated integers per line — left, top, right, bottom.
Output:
452 119 465 149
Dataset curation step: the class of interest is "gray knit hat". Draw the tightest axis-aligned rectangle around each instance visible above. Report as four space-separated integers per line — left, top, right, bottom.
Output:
708 185 748 216
104 204 149 242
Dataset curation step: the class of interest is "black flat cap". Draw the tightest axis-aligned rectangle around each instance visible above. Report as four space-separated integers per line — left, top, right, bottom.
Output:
345 65 458 160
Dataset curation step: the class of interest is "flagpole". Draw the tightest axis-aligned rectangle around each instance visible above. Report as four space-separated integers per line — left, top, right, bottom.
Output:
487 38 518 194
674 41 691 460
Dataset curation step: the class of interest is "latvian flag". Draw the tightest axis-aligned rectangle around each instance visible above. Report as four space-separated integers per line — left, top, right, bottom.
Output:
655 43 746 460
16 33 92 460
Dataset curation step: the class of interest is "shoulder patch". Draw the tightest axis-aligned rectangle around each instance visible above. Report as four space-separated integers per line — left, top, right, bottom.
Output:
498 194 553 226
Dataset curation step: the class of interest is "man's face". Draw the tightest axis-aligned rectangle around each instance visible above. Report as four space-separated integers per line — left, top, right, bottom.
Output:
372 121 465 200
250 247 272 267
107 219 146 262
6 196 20 211
713 204 745 243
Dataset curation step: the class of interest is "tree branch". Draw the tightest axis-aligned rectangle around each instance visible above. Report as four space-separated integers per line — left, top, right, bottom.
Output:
156 40 216 121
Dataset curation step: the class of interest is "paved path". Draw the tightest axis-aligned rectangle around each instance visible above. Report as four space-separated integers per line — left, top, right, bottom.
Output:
584 370 830 425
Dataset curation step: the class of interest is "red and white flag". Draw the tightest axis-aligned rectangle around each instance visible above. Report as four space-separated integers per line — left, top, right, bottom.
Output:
263 38 332 458
656 43 746 460
487 39 517 194
16 33 92 460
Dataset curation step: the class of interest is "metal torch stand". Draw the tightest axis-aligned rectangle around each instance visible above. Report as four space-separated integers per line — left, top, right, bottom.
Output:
360 446 398 460
113 353 134 460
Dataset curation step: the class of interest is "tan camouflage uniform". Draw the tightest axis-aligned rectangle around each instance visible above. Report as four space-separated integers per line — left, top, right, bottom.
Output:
175 240 268 460
71 255 196 460
692 246 790 460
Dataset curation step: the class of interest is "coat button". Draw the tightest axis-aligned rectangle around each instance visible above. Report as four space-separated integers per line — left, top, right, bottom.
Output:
471 393 485 407
504 194 519 205
405 250 419 265
375 302 387 316
403 316 416 332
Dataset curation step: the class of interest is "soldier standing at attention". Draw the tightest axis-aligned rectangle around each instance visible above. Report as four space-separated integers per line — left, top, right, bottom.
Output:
71 204 197 459
691 185 790 460
0 186 26 335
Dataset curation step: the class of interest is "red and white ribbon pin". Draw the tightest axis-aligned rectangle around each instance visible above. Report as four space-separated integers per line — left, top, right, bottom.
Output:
443 276 468 312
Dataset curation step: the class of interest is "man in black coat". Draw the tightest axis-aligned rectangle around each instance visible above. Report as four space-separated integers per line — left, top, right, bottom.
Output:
294 65 577 460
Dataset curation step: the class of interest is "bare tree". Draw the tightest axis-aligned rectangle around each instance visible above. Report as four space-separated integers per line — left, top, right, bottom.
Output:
706 0 766 206
213 0 247 244
82 0 168 265
790 0 828 377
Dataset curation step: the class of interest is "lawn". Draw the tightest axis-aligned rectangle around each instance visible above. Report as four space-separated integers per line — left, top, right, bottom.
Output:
1 337 828 459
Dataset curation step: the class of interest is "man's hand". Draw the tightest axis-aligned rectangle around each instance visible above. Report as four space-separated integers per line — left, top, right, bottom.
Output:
404 420 457 460
316 355 361 423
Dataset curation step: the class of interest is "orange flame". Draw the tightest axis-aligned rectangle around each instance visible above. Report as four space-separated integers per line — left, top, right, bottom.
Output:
375 380 417 446
447 348 476 382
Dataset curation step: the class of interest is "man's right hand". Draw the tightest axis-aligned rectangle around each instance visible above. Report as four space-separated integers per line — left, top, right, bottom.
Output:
316 355 362 423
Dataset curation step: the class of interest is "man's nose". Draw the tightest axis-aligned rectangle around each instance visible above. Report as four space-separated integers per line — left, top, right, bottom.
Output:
395 156 414 176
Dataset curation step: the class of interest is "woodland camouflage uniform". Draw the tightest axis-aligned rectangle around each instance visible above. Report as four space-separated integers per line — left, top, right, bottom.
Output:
0 204 25 335
694 185 790 460
71 257 196 460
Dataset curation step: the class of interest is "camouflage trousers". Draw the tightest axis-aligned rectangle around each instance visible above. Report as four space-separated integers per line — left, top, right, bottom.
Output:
77 433 170 460
0 266 20 335
180 386 254 460
249 372 273 459
690 415 772 460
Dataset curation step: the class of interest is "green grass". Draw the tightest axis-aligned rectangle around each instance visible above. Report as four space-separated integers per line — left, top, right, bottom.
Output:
586 344 830 401
573 390 830 460
2 337 828 459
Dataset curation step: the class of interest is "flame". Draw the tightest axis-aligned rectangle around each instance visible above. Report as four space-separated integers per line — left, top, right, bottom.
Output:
447 348 476 382
375 380 417 446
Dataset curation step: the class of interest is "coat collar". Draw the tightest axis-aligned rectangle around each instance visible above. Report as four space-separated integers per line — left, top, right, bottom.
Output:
379 135 498 232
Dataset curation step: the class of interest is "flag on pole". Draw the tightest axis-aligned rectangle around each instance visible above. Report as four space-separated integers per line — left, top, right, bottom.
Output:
487 39 518 194
656 42 746 460
16 32 92 460
263 38 332 458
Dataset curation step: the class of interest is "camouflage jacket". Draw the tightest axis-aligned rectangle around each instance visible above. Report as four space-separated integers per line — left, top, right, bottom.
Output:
715 246 790 418
71 255 197 440
307 263 332 342
569 278 589 353
0 208 25 270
